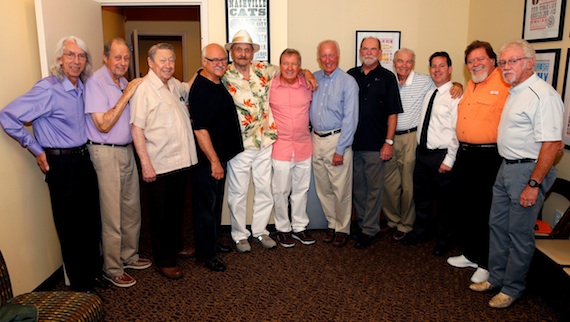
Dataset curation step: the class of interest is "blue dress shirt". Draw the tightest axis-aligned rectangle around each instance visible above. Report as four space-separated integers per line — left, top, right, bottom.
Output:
309 68 359 155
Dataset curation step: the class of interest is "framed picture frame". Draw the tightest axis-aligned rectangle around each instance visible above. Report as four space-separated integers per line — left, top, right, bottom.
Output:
522 0 566 42
560 49 570 148
226 0 270 62
355 30 401 72
535 48 561 88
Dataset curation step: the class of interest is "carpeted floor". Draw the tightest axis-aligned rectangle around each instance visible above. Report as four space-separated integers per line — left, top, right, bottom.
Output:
50 223 567 321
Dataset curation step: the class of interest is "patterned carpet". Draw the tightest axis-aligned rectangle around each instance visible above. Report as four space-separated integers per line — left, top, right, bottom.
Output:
48 222 567 321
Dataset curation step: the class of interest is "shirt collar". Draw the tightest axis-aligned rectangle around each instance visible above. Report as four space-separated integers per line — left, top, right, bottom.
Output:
274 74 306 89
146 68 174 91
509 73 538 94
62 76 83 92
102 66 127 90
404 70 416 86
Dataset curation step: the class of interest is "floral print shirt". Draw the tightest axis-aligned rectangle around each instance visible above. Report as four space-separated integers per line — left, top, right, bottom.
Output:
223 61 279 150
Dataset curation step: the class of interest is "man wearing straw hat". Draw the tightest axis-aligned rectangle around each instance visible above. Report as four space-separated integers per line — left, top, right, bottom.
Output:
223 30 316 253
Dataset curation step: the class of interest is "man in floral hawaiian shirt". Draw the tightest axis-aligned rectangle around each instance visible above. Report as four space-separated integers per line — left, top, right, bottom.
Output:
222 30 316 253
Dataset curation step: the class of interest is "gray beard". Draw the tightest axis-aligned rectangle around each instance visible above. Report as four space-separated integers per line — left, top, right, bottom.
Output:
471 71 489 83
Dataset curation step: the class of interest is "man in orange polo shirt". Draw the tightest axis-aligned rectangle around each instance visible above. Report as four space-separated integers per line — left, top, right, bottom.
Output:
447 41 510 283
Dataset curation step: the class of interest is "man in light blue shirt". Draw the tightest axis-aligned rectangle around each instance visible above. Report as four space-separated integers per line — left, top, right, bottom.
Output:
310 40 359 248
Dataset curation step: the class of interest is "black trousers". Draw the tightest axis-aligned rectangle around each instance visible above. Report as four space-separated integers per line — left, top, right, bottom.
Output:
452 145 502 268
45 152 101 291
190 163 226 262
143 168 189 267
412 148 454 246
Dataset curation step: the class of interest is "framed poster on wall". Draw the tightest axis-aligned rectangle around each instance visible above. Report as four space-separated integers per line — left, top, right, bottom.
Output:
535 48 561 88
355 30 400 72
522 0 566 42
226 0 270 62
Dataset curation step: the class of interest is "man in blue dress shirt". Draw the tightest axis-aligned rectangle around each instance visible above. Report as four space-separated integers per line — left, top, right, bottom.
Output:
309 40 359 248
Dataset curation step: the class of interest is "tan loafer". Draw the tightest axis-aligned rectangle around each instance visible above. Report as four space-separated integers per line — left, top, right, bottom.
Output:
488 292 515 309
469 280 496 292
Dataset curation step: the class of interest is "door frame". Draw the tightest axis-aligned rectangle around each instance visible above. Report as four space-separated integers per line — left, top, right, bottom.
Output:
100 0 209 48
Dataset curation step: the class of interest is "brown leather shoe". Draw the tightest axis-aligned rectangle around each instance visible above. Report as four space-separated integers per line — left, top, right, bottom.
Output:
488 292 516 309
323 228 335 243
177 247 196 258
156 266 182 279
332 232 348 248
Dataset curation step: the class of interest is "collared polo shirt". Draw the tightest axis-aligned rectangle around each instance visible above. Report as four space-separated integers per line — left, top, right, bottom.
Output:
85 66 131 145
498 73 563 160
130 69 198 175
270 74 312 162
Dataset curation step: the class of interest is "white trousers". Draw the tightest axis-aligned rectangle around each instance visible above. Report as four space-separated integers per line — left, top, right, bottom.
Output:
272 157 311 233
227 146 273 241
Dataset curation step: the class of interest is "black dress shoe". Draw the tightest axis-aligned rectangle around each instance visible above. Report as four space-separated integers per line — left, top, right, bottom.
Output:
432 244 451 256
216 244 232 253
401 233 421 246
354 233 375 249
199 258 227 272
94 276 112 289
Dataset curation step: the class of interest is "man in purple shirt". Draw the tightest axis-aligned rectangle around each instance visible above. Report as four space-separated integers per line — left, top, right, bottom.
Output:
0 36 102 293
85 38 150 288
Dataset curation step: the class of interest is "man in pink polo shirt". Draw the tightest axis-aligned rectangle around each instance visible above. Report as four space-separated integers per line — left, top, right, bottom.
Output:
270 48 315 247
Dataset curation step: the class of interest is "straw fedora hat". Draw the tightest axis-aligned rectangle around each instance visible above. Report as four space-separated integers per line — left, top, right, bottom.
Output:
225 29 260 53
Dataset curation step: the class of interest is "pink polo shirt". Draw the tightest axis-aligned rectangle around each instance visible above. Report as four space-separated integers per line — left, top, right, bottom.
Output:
269 74 312 162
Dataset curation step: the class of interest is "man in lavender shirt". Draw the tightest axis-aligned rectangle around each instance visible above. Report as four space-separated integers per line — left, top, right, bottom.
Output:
85 38 150 288
0 36 102 292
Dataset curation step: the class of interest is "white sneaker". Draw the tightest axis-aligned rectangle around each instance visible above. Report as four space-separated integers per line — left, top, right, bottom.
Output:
470 267 490 283
447 254 478 268
255 234 276 249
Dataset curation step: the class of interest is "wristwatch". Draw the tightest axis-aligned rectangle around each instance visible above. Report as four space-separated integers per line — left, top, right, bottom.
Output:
528 179 541 188
385 139 394 146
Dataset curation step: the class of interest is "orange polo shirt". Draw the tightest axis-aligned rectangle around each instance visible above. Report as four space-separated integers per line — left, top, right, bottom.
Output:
456 68 510 144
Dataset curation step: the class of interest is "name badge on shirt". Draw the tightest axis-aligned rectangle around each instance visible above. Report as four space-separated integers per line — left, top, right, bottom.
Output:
490 90 499 95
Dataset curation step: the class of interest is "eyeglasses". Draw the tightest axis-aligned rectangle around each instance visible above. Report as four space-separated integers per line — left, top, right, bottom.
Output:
63 51 87 61
204 57 228 64
498 57 530 68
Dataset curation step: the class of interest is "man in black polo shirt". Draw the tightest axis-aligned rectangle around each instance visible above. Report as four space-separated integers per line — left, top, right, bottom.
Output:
347 37 403 249
188 43 244 271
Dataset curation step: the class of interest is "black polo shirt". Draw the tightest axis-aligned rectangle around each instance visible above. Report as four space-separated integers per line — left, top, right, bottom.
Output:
348 64 403 151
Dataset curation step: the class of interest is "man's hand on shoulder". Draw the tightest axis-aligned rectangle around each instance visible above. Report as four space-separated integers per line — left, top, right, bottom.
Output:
450 82 463 99
302 69 318 92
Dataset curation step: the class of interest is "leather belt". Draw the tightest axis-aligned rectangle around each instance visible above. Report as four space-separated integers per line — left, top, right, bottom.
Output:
44 144 87 156
418 147 447 153
88 140 130 148
395 127 417 135
314 129 341 138
460 142 497 149
504 158 536 164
